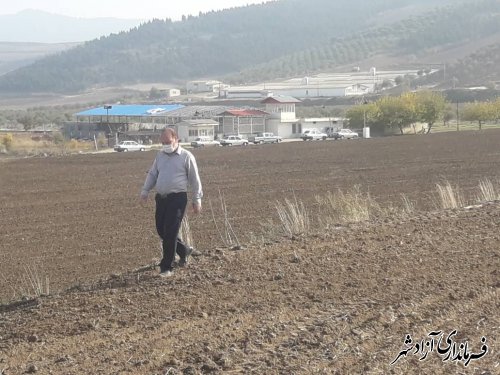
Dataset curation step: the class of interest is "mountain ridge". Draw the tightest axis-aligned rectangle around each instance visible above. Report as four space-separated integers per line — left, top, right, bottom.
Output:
0 9 142 43
0 0 498 94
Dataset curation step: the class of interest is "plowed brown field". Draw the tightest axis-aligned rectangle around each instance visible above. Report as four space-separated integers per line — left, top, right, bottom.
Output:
0 131 499 374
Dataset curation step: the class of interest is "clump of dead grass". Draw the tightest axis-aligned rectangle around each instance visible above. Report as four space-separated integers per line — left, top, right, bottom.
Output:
179 215 194 249
476 178 500 202
315 185 383 225
400 193 417 216
209 190 241 248
435 180 465 209
275 194 310 238
1 263 50 301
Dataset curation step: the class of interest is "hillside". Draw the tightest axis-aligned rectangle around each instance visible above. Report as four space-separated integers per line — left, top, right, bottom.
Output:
233 0 500 85
416 40 500 88
0 41 80 76
0 0 478 94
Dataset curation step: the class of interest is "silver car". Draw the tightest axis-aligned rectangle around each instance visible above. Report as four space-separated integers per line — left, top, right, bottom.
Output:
301 129 328 141
332 129 359 140
190 136 221 148
113 141 149 152
219 135 249 146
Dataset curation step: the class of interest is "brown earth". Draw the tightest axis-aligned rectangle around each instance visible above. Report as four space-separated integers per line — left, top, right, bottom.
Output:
0 131 499 374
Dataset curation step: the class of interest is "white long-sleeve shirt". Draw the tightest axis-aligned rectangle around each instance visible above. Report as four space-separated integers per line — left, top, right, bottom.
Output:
141 146 203 204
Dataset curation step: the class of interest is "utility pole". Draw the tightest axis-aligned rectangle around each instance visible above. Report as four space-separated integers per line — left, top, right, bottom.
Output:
104 105 113 145
362 97 370 139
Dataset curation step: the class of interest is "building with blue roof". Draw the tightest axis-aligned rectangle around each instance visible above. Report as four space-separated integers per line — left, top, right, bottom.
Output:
75 104 184 118
68 104 235 145
67 104 186 144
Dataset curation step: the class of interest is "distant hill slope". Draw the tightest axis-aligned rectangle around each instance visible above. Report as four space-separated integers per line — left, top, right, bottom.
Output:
232 0 500 84
415 41 500 88
0 0 496 94
0 41 80 76
0 10 142 43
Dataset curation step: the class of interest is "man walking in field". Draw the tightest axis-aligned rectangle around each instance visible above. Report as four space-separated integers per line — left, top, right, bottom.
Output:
140 128 203 277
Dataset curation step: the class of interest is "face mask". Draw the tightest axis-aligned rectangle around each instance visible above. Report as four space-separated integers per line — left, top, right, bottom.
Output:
162 144 174 153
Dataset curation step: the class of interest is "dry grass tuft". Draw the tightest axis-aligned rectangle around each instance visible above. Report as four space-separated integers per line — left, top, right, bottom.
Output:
400 193 416 216
477 178 500 202
435 181 464 209
179 215 194 249
1 262 50 301
22 264 50 298
315 185 383 225
209 190 240 248
275 194 310 238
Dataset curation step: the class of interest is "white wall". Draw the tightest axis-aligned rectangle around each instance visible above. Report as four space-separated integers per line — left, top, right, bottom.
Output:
176 125 189 142
167 89 180 97
186 81 221 93
265 103 297 121
271 87 347 98
224 90 269 99
266 119 297 138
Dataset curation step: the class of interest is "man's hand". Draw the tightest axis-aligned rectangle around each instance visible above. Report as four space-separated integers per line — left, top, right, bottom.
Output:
139 194 148 205
192 202 202 214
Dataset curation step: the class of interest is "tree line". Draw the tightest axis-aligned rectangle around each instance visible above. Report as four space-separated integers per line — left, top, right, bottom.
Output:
346 91 500 134
0 105 93 131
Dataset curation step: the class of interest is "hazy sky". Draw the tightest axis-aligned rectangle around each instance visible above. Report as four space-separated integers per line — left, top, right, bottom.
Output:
0 0 273 20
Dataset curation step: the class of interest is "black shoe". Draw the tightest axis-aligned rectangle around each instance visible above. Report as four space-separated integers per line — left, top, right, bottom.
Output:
179 246 193 267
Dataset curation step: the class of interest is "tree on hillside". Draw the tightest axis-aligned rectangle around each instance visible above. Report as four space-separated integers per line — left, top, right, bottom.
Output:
415 91 447 134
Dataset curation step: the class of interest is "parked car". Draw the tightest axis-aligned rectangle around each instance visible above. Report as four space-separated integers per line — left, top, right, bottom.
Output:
190 136 221 148
332 129 359 140
219 135 249 146
301 129 328 141
113 141 149 152
248 132 282 144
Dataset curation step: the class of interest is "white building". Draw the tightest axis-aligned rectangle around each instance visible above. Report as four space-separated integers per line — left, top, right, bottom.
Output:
175 119 219 143
223 89 273 99
163 88 181 97
262 96 302 138
222 69 423 99
218 109 269 136
186 80 229 93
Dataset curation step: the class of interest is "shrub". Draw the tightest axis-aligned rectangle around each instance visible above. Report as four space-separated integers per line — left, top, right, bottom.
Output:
52 132 64 145
1 133 14 151
97 133 107 148
68 139 79 149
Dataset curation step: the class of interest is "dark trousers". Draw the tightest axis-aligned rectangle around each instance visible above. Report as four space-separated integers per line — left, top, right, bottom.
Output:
155 192 188 272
